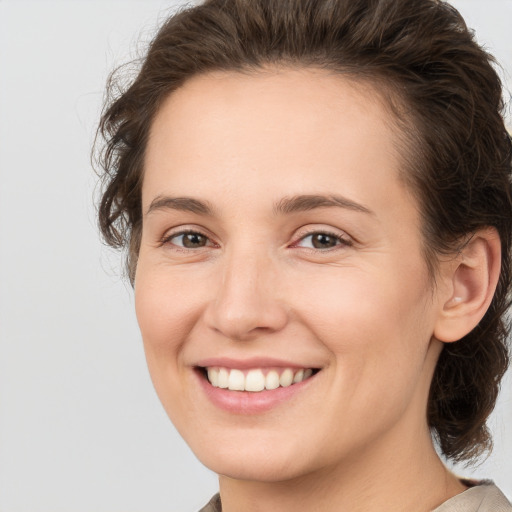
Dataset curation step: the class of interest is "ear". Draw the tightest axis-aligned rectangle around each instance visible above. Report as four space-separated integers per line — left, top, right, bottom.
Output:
434 228 501 343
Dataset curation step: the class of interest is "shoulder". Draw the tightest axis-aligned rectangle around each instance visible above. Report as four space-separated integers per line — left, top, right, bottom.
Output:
197 485 512 512
433 481 512 512
198 493 221 512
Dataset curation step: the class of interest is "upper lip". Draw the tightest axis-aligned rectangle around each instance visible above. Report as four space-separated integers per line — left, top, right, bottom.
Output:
195 357 320 370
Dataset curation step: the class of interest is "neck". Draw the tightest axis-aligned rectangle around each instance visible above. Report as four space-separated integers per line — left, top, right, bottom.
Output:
218 422 466 512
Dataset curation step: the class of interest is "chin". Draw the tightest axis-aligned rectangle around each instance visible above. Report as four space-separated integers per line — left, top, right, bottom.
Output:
203 456 307 483
188 435 316 483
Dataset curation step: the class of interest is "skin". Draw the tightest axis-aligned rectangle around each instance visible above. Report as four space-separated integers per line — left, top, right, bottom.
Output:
135 68 488 511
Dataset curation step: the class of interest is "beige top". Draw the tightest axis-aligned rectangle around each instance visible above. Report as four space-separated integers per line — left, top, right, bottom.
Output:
199 482 512 512
432 482 512 512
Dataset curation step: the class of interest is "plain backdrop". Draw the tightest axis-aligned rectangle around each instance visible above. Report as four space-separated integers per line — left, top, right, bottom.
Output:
0 1 510 511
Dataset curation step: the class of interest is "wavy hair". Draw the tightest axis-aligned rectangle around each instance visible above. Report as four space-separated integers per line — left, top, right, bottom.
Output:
96 0 512 463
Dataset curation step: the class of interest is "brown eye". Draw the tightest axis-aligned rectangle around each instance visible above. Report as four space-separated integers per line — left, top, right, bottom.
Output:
169 231 210 248
295 231 350 250
311 233 338 249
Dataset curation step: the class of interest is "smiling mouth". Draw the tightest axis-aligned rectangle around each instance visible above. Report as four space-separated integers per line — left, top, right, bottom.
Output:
201 367 319 392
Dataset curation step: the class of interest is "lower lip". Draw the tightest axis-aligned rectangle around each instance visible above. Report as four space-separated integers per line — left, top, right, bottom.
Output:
196 370 317 414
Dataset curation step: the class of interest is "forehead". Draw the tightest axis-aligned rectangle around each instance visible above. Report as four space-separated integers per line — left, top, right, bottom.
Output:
147 67 398 151
143 67 412 216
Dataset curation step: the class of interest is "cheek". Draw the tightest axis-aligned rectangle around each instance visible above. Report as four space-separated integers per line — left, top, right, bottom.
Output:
292 264 428 342
134 268 201 426
291 262 434 392
134 262 202 394
135 260 204 344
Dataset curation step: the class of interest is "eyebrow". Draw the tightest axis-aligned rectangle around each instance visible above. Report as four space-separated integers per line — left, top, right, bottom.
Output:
146 196 216 217
145 193 374 217
273 194 375 216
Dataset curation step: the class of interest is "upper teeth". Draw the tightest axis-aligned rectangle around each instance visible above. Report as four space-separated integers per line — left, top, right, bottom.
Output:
206 367 314 392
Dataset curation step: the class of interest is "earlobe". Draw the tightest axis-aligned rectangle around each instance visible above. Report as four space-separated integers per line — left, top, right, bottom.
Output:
434 228 501 343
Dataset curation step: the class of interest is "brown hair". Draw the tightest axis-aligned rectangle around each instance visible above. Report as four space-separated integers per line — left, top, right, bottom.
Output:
96 0 512 463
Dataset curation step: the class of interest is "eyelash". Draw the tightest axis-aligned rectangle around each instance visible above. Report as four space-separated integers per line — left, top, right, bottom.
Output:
292 230 353 251
160 228 352 252
160 229 217 251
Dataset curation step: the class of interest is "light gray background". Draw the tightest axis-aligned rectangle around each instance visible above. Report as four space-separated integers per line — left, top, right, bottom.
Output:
0 1 510 511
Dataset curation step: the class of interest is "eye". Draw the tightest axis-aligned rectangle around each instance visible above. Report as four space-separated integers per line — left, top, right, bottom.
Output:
164 230 212 249
295 231 351 250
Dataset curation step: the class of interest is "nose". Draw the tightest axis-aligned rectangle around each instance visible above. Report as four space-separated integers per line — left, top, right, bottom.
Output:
203 249 289 341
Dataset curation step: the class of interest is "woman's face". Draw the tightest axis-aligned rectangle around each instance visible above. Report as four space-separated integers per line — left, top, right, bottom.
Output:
136 68 447 481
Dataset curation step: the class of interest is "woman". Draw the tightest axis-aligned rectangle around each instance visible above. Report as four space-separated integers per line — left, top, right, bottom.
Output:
96 0 512 510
